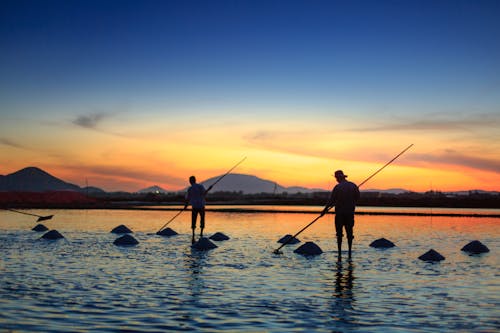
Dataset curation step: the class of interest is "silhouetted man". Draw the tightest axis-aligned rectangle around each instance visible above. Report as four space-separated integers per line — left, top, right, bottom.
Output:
321 170 360 259
185 176 212 244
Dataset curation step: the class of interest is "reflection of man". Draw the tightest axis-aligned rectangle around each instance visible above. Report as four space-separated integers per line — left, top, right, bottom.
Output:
185 176 213 244
321 170 360 259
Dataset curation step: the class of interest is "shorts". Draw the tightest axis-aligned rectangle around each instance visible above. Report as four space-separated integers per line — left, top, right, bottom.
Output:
191 208 205 229
335 212 354 240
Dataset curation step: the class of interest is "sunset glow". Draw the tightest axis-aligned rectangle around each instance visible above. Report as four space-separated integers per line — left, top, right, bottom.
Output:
1 1 499 192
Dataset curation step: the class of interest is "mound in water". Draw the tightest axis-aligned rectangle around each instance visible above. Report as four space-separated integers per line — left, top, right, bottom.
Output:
41 230 64 240
110 224 132 234
277 234 300 244
294 241 323 256
156 227 178 236
461 240 489 254
209 232 230 241
418 249 445 262
370 238 396 248
113 234 139 246
191 237 218 251
32 224 48 232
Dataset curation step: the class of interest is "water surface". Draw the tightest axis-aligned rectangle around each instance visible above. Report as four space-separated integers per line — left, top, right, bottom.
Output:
1 208 498 332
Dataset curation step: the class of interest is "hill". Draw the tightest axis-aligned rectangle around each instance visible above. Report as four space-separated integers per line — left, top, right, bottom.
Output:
0 167 81 192
198 173 323 194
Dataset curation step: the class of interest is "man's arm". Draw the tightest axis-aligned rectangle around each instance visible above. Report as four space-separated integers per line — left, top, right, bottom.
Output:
321 188 336 216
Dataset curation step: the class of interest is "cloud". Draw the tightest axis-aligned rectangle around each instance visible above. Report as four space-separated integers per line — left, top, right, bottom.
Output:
61 164 186 190
0 137 27 149
410 151 500 174
70 112 132 138
72 112 108 129
351 113 500 132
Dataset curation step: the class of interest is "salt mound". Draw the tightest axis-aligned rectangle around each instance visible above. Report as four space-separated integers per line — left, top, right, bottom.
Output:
110 224 132 234
370 238 396 248
293 241 323 256
461 240 489 254
277 234 300 244
418 249 445 262
209 232 230 241
191 237 218 251
32 224 48 232
113 234 139 246
156 227 178 236
41 230 64 240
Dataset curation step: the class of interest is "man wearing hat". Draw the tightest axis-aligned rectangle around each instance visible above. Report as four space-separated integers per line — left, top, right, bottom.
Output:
321 170 360 259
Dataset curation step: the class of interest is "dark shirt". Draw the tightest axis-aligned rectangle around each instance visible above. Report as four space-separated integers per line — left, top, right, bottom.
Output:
329 180 360 214
186 183 206 209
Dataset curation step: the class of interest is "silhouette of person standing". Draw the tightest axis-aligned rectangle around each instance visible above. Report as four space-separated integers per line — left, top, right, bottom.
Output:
185 176 212 244
321 170 360 259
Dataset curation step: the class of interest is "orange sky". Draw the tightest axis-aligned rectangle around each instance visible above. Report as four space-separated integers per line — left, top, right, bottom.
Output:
1 115 499 192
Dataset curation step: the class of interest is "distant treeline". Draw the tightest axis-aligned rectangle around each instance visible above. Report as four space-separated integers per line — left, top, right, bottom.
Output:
91 190 500 209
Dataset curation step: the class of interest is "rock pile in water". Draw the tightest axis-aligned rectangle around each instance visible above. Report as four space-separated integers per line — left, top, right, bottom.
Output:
111 225 132 234
418 249 445 262
41 230 64 240
192 237 218 250
113 234 139 246
32 224 48 232
461 240 489 254
370 238 396 248
156 228 178 236
209 232 230 241
277 234 300 244
294 241 323 256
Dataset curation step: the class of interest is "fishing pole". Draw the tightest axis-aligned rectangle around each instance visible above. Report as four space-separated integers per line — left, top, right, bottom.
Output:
4 208 54 222
205 156 247 192
273 144 413 254
156 207 186 233
156 157 247 233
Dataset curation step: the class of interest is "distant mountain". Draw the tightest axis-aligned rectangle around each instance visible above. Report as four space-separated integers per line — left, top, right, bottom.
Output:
0 167 81 192
137 185 170 194
196 173 323 194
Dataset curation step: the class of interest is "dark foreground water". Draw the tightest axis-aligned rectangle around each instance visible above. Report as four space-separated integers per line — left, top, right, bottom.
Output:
1 208 499 332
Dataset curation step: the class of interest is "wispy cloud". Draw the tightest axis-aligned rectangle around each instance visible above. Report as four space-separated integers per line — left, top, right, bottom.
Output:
0 137 27 149
60 164 186 190
351 113 500 132
410 151 500 174
72 112 109 129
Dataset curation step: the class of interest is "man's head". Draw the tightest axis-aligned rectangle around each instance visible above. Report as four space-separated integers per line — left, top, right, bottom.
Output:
189 176 196 184
334 170 347 182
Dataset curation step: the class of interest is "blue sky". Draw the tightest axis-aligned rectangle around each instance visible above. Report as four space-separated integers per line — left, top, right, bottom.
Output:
1 0 499 191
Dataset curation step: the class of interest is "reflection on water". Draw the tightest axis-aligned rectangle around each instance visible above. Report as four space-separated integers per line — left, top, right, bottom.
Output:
0 208 498 332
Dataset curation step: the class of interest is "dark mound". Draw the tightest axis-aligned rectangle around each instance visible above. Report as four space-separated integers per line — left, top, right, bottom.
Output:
113 234 139 246
110 224 132 234
41 230 64 240
209 232 230 241
32 224 48 232
293 241 323 256
191 237 218 251
370 238 396 248
277 234 300 244
156 227 178 236
418 249 445 262
461 240 489 254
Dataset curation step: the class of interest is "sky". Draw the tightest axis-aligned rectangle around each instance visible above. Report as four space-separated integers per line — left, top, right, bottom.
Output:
1 0 499 192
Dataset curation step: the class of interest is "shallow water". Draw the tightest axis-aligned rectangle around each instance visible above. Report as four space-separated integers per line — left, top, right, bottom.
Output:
1 208 499 332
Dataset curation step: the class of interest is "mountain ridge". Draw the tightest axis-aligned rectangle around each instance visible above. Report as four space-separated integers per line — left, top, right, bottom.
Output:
1 167 498 195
